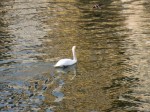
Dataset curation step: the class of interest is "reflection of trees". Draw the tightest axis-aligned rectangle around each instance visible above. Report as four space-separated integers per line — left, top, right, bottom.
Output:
0 2 13 64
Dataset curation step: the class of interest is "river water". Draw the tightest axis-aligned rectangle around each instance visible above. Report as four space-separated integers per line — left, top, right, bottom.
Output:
0 0 150 112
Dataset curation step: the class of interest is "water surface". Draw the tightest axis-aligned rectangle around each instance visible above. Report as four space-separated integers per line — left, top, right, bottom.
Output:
0 0 150 111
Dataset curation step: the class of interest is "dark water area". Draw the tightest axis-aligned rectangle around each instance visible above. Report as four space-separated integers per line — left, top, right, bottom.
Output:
0 0 150 112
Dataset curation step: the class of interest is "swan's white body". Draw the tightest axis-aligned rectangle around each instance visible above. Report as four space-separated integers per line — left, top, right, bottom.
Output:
54 46 77 67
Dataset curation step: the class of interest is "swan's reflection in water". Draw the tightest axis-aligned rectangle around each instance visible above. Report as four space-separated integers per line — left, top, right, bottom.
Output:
50 65 77 108
55 64 77 80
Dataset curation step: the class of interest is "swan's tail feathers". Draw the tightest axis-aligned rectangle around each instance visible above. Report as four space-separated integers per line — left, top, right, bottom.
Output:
54 64 58 67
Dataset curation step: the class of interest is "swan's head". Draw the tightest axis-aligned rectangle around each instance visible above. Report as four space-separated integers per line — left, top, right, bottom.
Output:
72 46 76 51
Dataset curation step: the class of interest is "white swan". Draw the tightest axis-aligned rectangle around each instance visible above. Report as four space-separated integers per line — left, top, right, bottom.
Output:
54 46 77 67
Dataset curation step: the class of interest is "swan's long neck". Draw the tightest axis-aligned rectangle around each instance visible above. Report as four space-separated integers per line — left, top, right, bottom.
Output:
72 48 77 61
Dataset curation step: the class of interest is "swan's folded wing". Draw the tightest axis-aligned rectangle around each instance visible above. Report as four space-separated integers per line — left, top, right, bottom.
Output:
54 59 76 67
